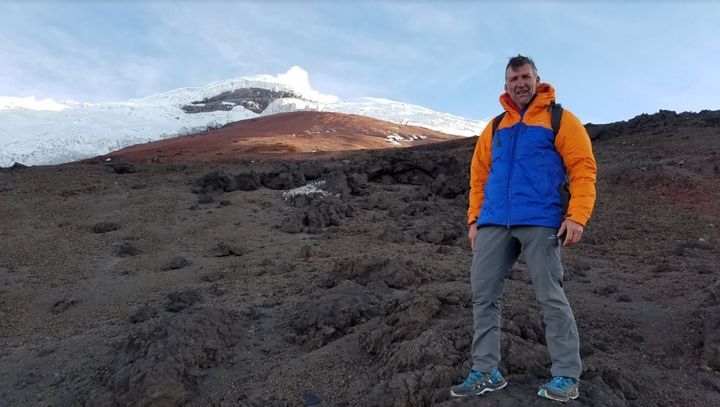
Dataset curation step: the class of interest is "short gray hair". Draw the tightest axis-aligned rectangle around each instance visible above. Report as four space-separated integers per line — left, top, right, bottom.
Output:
506 55 538 76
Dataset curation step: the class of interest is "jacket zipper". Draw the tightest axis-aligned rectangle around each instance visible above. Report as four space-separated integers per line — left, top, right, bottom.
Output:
506 127 518 227
507 110 525 227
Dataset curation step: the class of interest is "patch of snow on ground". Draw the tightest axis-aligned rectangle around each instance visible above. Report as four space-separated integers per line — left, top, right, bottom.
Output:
282 180 338 200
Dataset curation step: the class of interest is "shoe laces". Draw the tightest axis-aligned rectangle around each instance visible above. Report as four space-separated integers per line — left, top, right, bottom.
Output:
463 371 487 387
549 376 575 390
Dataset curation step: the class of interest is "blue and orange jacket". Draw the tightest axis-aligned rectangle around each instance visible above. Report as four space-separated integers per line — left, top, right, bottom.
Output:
468 83 597 228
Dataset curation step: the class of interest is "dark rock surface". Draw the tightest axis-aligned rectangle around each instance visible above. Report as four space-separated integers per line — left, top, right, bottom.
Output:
1 109 719 406
181 87 300 114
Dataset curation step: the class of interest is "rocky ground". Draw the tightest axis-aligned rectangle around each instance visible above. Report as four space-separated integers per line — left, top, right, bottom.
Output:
0 109 719 406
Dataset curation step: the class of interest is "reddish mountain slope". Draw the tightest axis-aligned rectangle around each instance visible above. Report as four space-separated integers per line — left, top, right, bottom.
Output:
102 111 461 163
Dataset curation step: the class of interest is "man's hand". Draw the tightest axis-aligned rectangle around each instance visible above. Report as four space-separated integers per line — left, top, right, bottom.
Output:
558 218 584 246
468 224 478 250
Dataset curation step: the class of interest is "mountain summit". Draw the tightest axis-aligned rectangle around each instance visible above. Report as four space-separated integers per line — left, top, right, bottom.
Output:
0 67 485 166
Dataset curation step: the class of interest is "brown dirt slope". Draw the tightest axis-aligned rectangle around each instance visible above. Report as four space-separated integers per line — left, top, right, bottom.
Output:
99 111 460 164
0 109 719 406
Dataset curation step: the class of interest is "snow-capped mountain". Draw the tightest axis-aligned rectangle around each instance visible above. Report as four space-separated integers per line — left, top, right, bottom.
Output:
262 97 483 137
0 67 486 166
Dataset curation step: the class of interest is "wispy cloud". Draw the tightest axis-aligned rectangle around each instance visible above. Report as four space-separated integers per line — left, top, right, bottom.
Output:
1 1 719 122
0 2 171 101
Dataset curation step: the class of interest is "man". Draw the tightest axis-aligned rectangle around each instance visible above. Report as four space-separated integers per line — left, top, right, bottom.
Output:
450 55 597 402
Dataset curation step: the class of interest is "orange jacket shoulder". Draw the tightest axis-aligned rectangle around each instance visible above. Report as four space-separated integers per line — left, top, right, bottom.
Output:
554 110 597 226
467 117 499 224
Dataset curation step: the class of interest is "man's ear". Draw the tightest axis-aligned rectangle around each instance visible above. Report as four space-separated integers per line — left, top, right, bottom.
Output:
536 76 541 84
504 83 508 92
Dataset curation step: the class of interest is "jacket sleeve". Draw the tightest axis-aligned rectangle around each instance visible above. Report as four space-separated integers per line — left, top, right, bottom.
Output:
467 122 494 225
554 110 597 226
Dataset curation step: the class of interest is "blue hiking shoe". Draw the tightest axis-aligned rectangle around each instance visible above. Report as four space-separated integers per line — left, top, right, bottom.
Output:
449 368 507 397
537 376 579 402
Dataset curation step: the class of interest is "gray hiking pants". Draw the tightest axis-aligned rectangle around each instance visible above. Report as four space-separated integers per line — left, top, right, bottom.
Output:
470 226 581 379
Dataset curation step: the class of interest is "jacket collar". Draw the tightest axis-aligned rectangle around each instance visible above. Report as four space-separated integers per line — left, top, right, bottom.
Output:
499 83 556 116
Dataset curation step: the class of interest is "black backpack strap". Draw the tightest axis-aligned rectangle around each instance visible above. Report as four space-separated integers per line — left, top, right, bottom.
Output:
549 101 570 213
550 102 563 137
491 111 506 144
492 111 506 135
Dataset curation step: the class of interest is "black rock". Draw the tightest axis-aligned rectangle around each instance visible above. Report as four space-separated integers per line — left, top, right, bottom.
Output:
166 289 204 312
109 161 136 174
194 170 238 193
214 242 250 257
52 298 79 314
702 377 720 393
703 306 720 370
9 162 28 171
182 87 297 114
235 173 261 191
130 305 158 323
93 221 121 233
628 332 645 343
346 172 368 195
161 257 191 271
601 369 639 400
261 170 305 190
200 271 225 282
580 340 596 357
300 244 314 259
594 285 618 297
379 226 404 243
116 242 141 257
300 392 321 406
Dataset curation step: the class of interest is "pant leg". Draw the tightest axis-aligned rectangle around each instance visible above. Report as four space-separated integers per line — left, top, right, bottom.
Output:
512 226 582 379
470 226 520 373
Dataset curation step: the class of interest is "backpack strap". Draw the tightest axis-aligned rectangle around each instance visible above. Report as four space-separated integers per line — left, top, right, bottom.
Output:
491 111 506 136
550 101 564 137
549 101 570 214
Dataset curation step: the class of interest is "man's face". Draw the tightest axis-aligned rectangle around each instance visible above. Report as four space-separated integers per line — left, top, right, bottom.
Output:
505 64 539 108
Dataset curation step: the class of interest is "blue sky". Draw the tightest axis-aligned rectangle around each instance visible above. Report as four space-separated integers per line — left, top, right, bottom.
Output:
2 1 719 124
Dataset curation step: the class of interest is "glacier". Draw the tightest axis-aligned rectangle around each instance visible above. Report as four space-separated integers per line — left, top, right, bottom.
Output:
0 66 486 167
